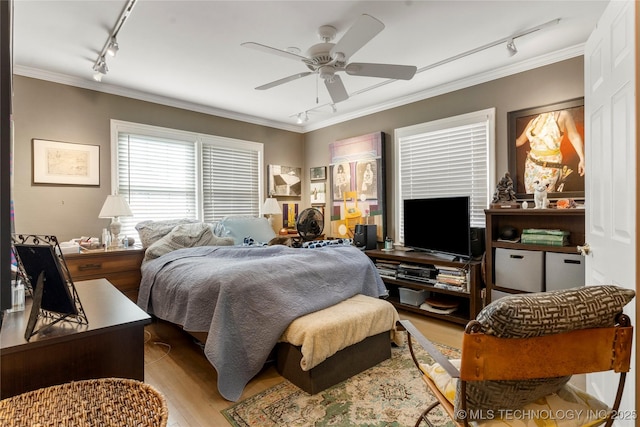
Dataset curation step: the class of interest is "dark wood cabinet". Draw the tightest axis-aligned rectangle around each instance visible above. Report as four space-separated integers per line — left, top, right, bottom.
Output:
484 208 585 303
366 249 483 325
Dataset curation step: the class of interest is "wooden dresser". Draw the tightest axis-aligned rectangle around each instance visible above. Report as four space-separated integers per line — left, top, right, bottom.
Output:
1 279 151 399
63 246 145 302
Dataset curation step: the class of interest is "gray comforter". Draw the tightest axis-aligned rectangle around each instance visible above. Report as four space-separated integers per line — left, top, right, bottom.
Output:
137 244 387 401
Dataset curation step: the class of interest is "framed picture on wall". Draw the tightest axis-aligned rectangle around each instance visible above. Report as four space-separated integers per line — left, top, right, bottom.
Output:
268 164 302 197
508 97 585 200
310 166 326 181
310 182 326 205
32 139 100 186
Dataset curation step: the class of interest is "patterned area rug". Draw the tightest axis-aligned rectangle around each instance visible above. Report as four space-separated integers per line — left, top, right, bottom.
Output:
222 341 460 427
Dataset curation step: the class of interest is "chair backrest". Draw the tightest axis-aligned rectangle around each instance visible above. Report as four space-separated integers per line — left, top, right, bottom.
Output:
458 314 633 382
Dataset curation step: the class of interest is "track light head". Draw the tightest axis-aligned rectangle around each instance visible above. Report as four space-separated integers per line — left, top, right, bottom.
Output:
93 57 108 81
296 113 304 124
506 39 517 56
106 37 119 57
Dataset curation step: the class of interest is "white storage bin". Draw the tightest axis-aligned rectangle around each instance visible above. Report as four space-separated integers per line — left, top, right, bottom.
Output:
399 288 428 306
490 289 514 303
495 248 544 292
545 252 585 291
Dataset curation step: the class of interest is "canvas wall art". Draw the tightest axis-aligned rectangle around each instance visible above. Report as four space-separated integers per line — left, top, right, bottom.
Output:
329 132 385 242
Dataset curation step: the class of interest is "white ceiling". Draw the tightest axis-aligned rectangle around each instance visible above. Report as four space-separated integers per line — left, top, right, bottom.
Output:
12 1 608 133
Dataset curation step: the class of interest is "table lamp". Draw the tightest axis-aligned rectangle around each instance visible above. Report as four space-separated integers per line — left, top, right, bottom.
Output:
262 196 280 227
99 195 133 247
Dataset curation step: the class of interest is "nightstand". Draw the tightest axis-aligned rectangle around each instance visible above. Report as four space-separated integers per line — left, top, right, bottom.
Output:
63 246 145 302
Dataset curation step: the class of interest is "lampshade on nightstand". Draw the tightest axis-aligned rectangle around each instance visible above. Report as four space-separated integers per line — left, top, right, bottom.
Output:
262 197 280 227
99 195 133 245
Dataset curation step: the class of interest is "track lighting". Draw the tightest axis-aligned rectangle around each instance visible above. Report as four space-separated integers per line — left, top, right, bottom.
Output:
93 57 108 81
90 0 137 82
506 39 518 56
292 19 559 123
331 104 337 113
295 112 310 124
106 37 119 57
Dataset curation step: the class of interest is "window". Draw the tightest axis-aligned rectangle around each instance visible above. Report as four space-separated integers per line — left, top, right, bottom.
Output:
394 108 495 243
110 120 264 241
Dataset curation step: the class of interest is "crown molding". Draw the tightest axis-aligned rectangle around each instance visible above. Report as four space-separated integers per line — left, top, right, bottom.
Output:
14 43 583 135
301 43 585 132
13 65 304 133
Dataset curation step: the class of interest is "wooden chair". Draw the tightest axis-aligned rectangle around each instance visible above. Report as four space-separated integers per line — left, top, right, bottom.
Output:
401 311 633 427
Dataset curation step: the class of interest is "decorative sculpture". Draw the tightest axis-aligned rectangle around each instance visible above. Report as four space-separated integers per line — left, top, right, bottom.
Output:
533 180 549 209
491 172 517 204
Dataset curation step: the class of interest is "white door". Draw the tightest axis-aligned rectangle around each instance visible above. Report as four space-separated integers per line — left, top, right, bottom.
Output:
584 0 636 424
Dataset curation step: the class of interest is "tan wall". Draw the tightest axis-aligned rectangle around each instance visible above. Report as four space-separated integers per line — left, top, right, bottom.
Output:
12 57 584 242
303 56 585 239
12 76 303 241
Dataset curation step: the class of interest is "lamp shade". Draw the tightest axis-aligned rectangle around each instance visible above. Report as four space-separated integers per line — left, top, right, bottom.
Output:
99 195 133 218
262 197 280 216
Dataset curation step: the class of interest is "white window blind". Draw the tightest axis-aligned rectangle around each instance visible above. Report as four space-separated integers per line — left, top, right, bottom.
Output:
395 108 495 243
111 121 263 242
201 141 260 222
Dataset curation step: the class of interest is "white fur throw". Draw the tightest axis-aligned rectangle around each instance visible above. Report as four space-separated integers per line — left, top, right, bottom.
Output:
144 222 234 262
279 294 402 371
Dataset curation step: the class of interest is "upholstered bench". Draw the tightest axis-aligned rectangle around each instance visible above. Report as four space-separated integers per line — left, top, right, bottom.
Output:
276 294 401 394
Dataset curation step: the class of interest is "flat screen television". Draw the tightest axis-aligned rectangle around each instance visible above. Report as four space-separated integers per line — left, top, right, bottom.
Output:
403 196 471 260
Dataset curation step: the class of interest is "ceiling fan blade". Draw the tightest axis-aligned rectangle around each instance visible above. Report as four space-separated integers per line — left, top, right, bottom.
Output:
345 63 417 80
242 42 309 63
331 14 384 60
256 72 313 90
324 75 349 104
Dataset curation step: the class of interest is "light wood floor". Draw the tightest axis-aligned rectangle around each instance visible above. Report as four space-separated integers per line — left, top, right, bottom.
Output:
143 310 464 427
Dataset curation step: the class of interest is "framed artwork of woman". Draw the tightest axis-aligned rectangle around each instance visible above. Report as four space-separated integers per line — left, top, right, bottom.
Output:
508 97 585 200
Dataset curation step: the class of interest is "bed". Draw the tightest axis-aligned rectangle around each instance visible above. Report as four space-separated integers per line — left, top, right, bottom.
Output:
135 218 389 401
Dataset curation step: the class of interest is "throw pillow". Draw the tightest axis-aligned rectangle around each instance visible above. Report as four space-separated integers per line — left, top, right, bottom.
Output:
143 222 234 262
456 285 635 414
214 215 276 245
135 218 199 248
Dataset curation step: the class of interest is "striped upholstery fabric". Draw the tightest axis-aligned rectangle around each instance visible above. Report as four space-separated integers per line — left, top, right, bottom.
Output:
456 285 635 415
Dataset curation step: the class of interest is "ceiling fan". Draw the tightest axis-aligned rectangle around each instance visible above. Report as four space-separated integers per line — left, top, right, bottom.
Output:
242 14 417 104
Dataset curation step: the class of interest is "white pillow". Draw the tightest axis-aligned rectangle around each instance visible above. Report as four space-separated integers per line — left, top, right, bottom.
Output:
135 218 199 247
215 216 276 245
144 222 234 262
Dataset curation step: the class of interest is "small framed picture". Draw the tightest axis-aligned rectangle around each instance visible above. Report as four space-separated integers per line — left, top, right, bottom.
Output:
310 182 326 205
310 166 326 181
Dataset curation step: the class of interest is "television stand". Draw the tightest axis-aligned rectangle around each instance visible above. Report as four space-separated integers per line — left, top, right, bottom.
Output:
407 248 458 262
429 252 457 262
366 249 483 326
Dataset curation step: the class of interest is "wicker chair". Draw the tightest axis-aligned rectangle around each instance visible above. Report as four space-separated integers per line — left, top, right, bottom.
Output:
0 378 169 426
401 285 635 427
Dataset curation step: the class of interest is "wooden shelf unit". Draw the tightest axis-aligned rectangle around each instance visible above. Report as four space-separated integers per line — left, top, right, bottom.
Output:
366 249 483 325
484 208 585 302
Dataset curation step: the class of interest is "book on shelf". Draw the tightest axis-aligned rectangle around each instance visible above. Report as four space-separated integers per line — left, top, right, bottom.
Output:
434 282 469 293
521 228 569 236
520 235 568 246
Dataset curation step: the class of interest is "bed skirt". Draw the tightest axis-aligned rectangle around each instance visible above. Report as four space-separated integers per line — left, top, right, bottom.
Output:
276 331 391 394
